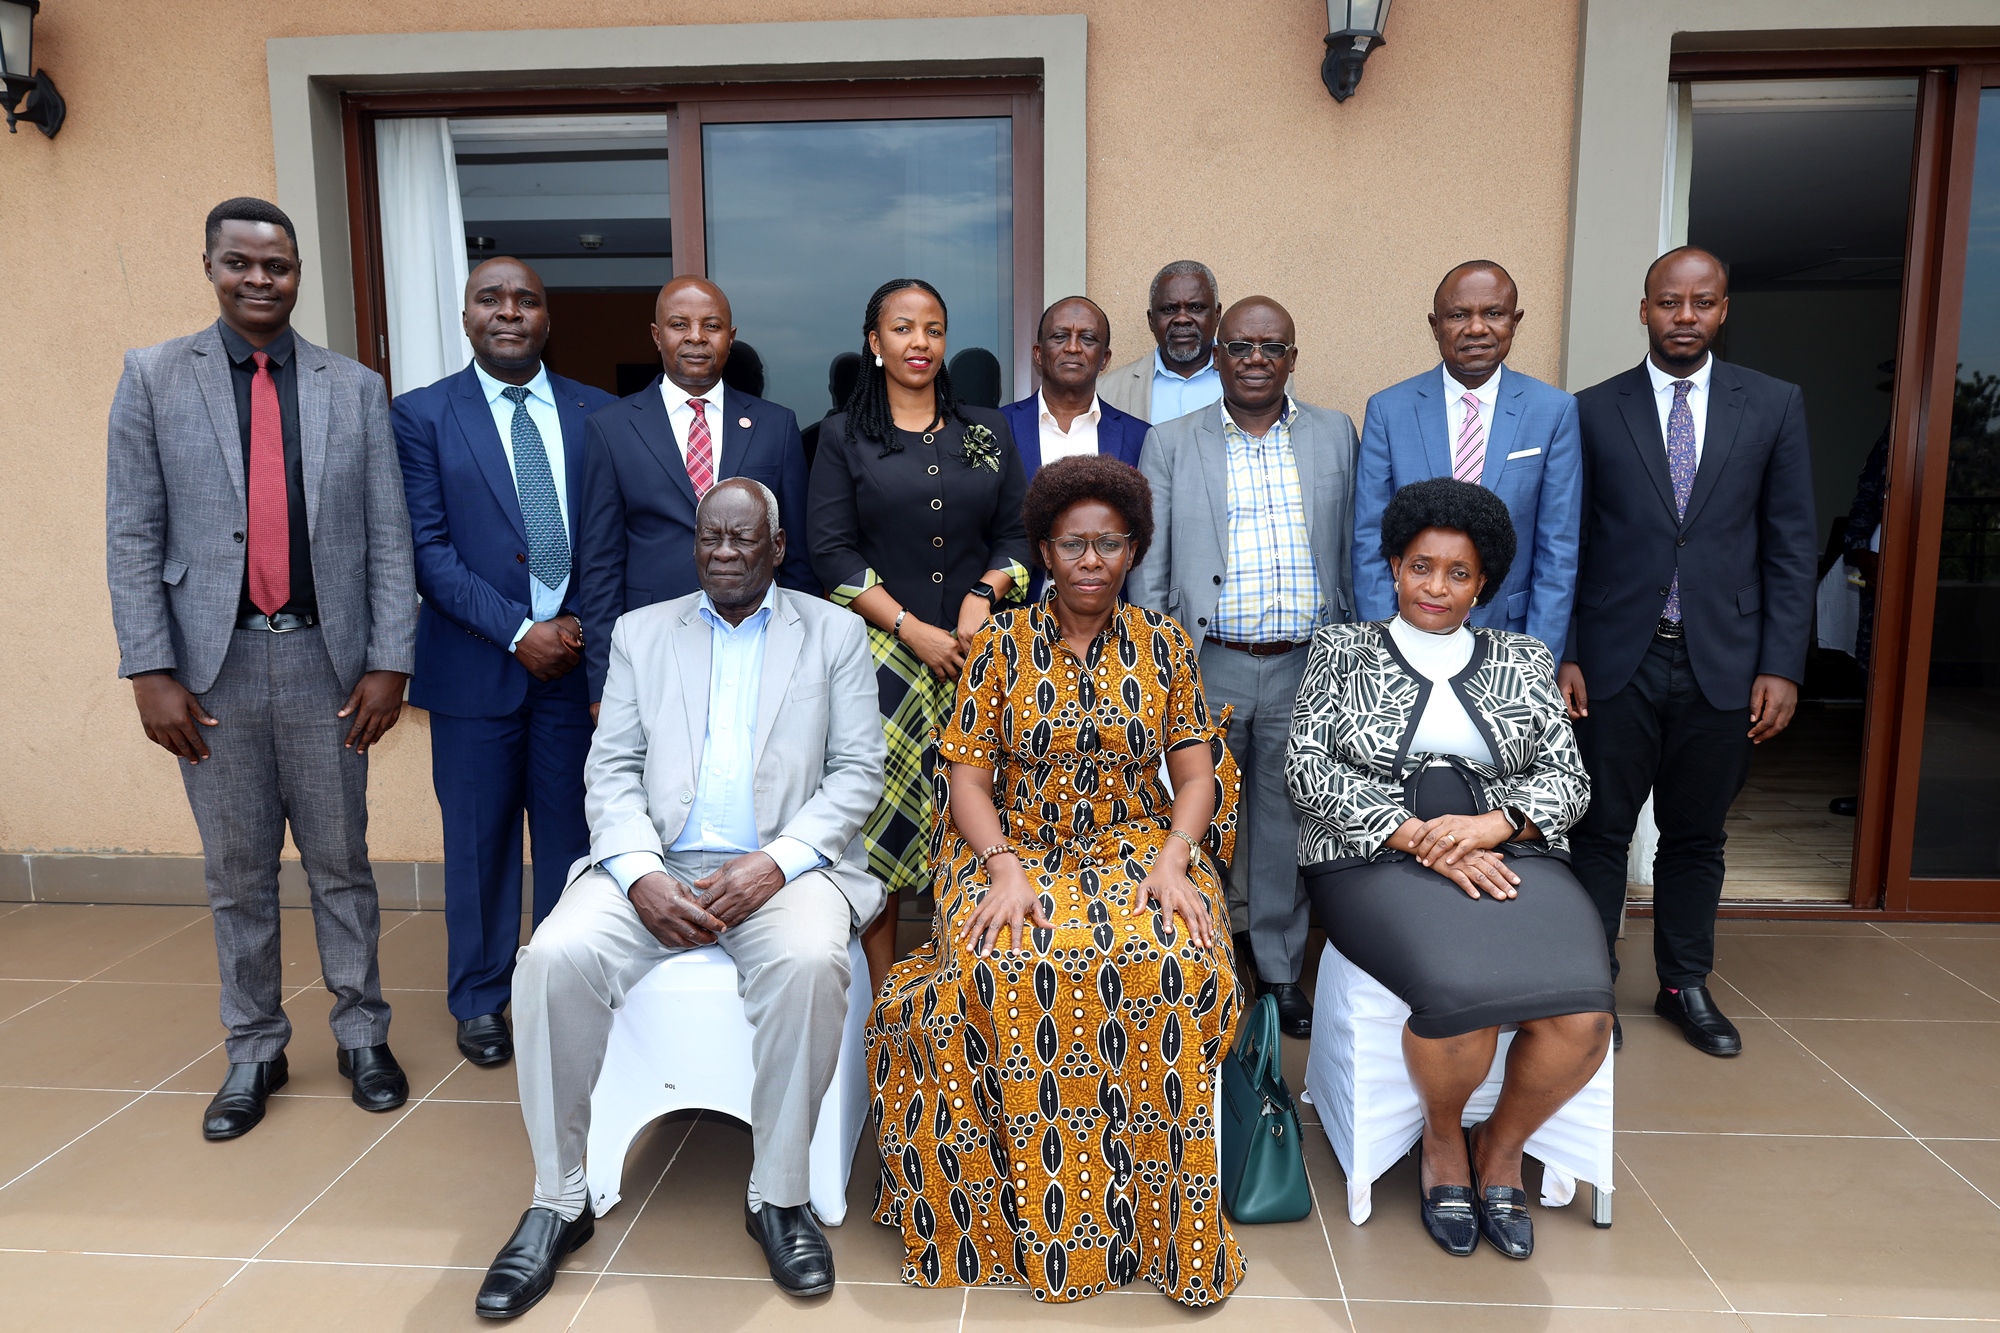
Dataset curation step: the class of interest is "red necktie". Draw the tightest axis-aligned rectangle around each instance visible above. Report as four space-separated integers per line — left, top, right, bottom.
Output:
246 350 291 616
686 398 715 498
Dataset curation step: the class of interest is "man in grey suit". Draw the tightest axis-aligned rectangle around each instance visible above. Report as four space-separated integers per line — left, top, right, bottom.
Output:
476 479 884 1319
106 198 419 1140
1132 296 1356 1039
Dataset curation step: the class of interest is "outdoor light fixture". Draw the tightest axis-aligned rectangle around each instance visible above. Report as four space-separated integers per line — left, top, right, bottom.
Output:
1322 0 1392 103
0 0 64 138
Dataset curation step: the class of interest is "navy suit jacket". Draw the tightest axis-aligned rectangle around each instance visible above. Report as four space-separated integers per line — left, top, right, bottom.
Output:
577 377 814 699
998 395 1150 480
1352 364 1583 658
392 363 617 719
1569 358 1817 711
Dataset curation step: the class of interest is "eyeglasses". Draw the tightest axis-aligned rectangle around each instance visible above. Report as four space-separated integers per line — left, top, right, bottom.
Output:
1220 340 1295 360
1049 533 1131 560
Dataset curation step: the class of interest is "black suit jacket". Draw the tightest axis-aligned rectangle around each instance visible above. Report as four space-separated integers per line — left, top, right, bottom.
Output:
576 377 815 699
1568 358 1816 711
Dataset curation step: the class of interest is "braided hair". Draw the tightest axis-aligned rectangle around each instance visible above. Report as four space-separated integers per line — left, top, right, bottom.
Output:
843 278 965 454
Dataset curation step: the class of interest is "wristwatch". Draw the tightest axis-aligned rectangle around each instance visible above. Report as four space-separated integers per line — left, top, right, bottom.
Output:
967 581 999 604
1498 806 1527 838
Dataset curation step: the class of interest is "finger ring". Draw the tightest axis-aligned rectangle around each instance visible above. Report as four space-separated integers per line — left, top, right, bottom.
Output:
1445 833 1456 844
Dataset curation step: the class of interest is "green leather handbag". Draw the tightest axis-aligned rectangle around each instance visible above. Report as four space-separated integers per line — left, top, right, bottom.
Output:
1219 992 1313 1223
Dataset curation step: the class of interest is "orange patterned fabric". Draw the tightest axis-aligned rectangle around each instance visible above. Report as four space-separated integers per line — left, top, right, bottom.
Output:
868 601 1245 1306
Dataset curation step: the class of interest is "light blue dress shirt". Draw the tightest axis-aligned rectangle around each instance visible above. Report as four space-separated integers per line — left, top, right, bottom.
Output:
602 586 825 895
1148 348 1225 424
471 361 571 650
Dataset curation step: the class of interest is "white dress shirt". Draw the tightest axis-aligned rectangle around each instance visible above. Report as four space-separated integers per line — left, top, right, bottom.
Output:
1442 363 1504 471
659 377 729 469
1037 391 1102 467
1389 616 1493 766
1645 352 1713 464
473 361 570 650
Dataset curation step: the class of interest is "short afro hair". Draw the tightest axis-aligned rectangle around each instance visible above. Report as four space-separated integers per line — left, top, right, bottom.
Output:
206 197 298 257
1022 454 1155 571
1379 477 1516 605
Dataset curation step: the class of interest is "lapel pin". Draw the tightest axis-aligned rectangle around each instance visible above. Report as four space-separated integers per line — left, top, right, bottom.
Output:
738 416 753 429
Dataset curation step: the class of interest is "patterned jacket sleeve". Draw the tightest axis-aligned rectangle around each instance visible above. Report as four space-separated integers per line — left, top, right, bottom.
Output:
1489 638 1591 839
1286 630 1414 859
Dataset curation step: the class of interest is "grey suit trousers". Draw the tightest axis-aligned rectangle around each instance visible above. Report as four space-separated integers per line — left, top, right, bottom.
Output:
513 853 855 1211
1199 640 1312 982
179 628 390 1062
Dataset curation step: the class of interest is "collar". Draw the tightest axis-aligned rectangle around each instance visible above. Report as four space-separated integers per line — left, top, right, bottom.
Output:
1152 346 1218 382
1031 595 1134 660
473 359 552 408
662 376 727 416
216 320 295 368
1037 390 1101 427
696 583 778 633
1221 394 1298 440
1646 353 1712 396
1441 363 1503 409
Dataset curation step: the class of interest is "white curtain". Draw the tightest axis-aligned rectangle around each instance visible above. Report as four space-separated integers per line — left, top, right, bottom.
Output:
376 118 471 396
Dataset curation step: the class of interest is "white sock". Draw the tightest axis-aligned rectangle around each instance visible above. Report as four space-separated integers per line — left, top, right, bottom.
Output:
532 1162 589 1222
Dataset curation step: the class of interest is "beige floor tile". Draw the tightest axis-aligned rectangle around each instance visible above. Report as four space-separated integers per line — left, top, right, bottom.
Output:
962 1285 1345 1330
1615 1132 2000 1318
161 986 467 1101
1887 935 2000 1000
612 1113 823 1282
0 977 70 1024
1737 1318 2000 1332
0 1086 141 1186
1779 1019 2000 1139
0 980 225 1090
0 1251 238 1333
1613 1018 1901 1136
426 1050 525 1103
0 1090 402 1258
1710 935 2000 1021
0 904 209 980
180 1256 590 1331
1711 920 1885 936
1923 1138 2000 1205
1349 1304 1745 1331
371 910 460 993
578 1273 968 1332
1877 922 2000 939
95 907 417 986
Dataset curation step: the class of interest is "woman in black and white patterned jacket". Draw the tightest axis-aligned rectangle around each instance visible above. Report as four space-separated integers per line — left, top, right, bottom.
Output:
1286 478 1612 1264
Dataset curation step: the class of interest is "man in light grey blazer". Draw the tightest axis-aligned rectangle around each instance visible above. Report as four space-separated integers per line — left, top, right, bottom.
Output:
106 198 418 1141
1131 296 1356 1040
1096 259 1225 424
477 479 883 1319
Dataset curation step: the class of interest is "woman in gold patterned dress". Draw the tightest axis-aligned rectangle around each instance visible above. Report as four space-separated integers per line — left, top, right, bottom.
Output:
868 455 1245 1307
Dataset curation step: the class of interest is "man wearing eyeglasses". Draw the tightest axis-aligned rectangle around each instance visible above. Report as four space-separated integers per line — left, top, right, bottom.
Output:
1132 297 1357 1038
1096 260 1225 424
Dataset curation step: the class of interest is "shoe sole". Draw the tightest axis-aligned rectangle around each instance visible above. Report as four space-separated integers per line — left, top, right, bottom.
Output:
461 1047 514 1068
1655 1007 1742 1058
474 1218 594 1320
202 1067 288 1141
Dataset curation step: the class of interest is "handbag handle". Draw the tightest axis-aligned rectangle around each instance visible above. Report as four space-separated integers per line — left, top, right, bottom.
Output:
1232 992 1282 1088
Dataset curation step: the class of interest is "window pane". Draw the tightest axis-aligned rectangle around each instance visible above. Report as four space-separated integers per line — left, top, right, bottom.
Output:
701 117 1014 422
1911 89 2000 878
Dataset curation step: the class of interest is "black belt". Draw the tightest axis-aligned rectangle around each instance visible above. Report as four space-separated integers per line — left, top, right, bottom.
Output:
1209 636 1309 657
1654 618 1684 640
237 610 318 633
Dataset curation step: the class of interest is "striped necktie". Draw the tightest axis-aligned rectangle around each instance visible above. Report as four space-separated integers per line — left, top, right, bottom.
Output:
1452 392 1486 484
686 398 715 498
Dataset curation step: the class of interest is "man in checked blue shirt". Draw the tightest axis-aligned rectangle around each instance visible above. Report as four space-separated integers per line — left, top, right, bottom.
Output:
1132 296 1358 1039
393 258 616 1069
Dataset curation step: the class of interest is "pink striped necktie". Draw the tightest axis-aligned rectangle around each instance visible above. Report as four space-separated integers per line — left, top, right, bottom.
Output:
685 398 714 498
1452 392 1485 484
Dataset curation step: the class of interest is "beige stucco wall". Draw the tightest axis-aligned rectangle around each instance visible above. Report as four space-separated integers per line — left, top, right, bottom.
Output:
0 0 1581 862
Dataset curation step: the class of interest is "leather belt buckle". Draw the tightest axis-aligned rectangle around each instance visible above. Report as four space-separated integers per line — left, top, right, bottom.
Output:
1211 636 1305 657
239 610 317 634
1655 618 1685 641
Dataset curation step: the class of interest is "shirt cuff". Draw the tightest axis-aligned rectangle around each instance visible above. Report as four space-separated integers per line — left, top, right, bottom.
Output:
763 836 827 884
603 851 668 895
509 618 537 652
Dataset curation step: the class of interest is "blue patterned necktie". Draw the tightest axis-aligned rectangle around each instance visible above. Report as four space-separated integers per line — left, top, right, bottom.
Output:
1662 378 1697 623
502 385 569 592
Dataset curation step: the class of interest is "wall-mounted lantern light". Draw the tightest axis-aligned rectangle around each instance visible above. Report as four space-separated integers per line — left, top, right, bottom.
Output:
0 0 64 138
1322 0 1392 104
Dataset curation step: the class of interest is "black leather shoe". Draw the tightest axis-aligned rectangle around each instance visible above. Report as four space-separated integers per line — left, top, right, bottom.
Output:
1613 1015 1623 1052
1467 1126 1533 1260
337 1043 410 1111
1829 796 1857 816
1264 981 1313 1039
458 1013 513 1067
475 1204 594 1319
1416 1139 1477 1256
746 1201 835 1296
202 1053 288 1140
1655 984 1742 1057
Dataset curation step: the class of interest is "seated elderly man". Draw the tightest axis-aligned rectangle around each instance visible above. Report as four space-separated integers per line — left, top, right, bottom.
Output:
476 478 885 1318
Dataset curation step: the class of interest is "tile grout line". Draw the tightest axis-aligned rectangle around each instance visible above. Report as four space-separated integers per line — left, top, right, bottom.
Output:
1297 1131 1356 1331
956 1285 969 1333
1611 1147 1741 1316
0 906 219 1031
1873 929 2000 1008
563 1110 707 1328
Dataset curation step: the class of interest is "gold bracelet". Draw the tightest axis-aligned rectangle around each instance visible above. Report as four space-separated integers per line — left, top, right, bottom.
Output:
1165 829 1202 866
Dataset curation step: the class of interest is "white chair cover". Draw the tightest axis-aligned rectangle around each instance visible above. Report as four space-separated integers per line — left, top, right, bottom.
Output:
1303 941 1614 1226
585 936 873 1224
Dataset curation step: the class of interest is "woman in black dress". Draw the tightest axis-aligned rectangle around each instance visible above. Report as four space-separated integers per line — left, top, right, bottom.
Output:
807 279 1030 990
1286 478 1612 1262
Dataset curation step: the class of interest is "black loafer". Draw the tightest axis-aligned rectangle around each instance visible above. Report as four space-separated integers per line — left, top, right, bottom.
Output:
337 1043 410 1111
746 1201 834 1296
475 1204 595 1319
458 1013 513 1067
1467 1126 1533 1260
1613 1014 1623 1052
1416 1139 1477 1256
1655 984 1742 1057
202 1053 288 1141
1264 981 1313 1039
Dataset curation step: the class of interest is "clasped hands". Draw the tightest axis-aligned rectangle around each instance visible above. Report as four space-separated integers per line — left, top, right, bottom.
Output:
627 850 786 949
900 593 995 682
1388 811 1522 901
514 614 584 682
957 840 1214 957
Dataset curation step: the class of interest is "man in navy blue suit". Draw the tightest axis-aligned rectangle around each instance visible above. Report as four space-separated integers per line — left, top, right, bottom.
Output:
576 277 814 707
1352 261 1581 656
393 258 617 1068
999 295 1150 483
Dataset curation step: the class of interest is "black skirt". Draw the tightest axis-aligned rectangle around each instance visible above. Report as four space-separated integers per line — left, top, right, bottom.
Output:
1306 764 1613 1039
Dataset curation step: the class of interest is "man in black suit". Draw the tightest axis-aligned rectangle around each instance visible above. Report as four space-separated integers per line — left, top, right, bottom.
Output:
1559 246 1816 1058
576 277 814 708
